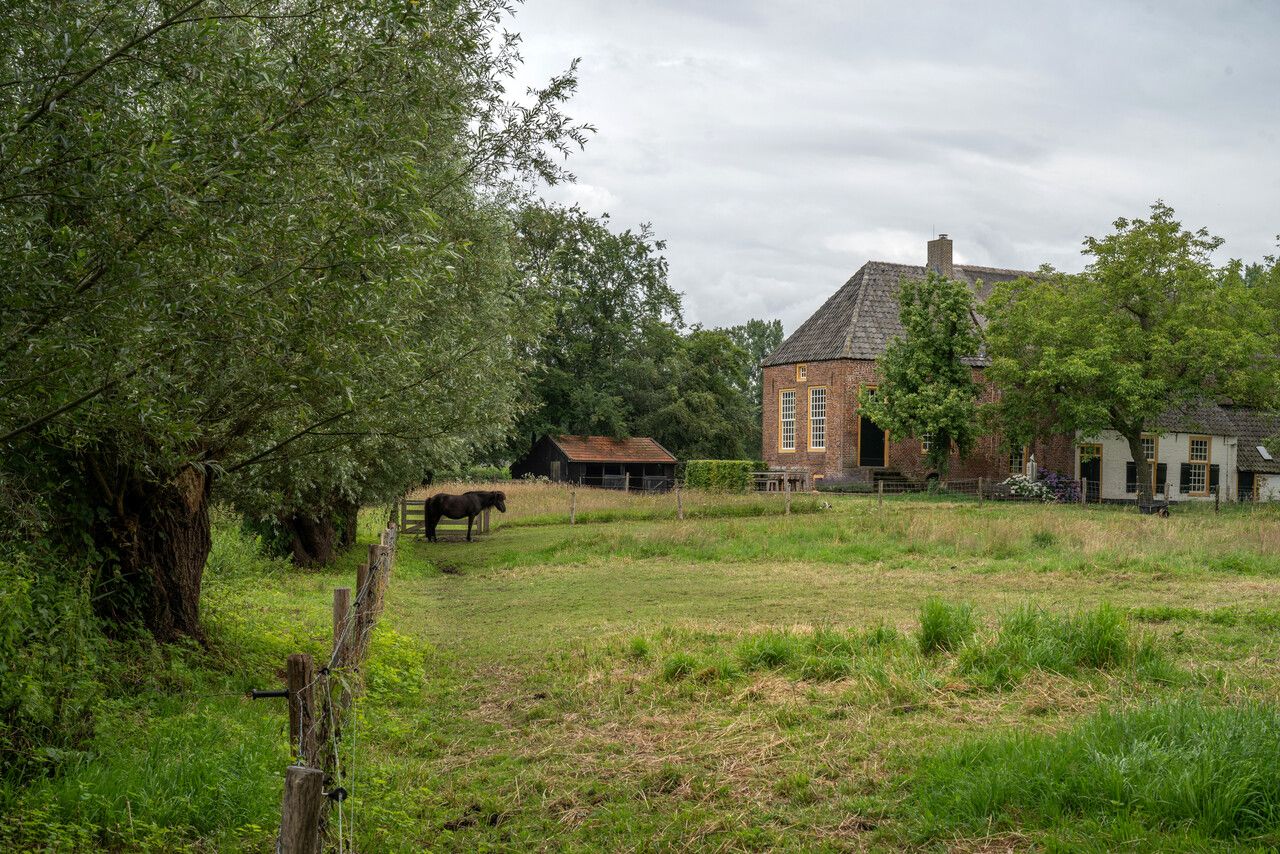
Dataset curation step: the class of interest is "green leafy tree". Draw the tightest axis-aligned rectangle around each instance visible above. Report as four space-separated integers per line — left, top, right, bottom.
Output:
512 203 682 443
726 318 784 456
512 204 763 461
985 202 1279 503
857 271 983 478
0 1 586 637
633 326 757 460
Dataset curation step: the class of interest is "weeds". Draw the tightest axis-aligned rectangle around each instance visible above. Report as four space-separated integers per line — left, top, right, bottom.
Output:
958 603 1173 689
917 599 976 654
908 699 1280 845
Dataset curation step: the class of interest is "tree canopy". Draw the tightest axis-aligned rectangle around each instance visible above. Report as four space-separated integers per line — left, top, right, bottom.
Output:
511 203 768 461
858 271 983 478
985 201 1279 502
0 0 586 637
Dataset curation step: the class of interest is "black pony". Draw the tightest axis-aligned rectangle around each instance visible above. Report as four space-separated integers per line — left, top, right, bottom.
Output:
426 490 506 542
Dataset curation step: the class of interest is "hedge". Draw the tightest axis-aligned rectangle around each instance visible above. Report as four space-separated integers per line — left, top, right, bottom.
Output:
684 460 765 493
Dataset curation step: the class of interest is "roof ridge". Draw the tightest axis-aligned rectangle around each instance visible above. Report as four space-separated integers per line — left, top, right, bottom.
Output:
841 266 870 357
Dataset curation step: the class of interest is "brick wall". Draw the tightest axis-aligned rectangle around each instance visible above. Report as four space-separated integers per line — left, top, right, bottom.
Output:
762 358 1078 483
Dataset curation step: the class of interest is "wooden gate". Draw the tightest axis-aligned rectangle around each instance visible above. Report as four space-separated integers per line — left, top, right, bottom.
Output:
399 499 490 538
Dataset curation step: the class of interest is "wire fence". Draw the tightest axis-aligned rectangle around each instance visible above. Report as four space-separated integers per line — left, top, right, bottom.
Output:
267 522 399 854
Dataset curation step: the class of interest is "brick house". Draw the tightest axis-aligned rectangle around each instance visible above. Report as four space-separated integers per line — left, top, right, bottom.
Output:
760 235 1074 486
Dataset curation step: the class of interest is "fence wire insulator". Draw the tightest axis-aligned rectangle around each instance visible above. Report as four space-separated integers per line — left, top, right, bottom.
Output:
326 786 348 802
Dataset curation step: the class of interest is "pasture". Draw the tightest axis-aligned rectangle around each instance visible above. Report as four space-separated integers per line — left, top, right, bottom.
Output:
8 486 1280 851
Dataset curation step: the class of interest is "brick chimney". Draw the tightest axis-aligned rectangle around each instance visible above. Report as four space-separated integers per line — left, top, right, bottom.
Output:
927 234 953 278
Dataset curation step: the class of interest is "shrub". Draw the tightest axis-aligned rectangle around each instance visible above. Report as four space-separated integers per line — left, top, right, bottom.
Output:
1002 473 1053 502
917 599 976 654
684 460 764 493
1041 470 1080 503
909 700 1280 844
0 550 102 783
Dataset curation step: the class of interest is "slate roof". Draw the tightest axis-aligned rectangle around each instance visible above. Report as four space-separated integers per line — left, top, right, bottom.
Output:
1149 404 1280 473
1223 407 1280 474
761 261 1032 367
1152 402 1237 437
550 435 677 464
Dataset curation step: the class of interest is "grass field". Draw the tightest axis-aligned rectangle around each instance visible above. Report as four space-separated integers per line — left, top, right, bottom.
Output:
8 488 1280 851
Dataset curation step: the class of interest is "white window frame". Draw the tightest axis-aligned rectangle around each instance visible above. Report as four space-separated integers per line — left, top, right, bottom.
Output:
1188 435 1210 496
779 389 796 452
808 386 827 451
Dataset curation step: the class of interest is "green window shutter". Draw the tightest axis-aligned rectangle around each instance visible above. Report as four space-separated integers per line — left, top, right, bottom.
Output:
1179 463 1192 494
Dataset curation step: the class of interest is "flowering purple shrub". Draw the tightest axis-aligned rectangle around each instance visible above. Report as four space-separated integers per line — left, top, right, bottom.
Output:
1042 471 1080 503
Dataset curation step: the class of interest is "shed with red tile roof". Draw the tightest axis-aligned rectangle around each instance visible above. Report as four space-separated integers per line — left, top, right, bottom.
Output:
511 435 677 490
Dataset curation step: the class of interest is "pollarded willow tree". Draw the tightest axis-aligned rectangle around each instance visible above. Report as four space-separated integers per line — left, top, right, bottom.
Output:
985 202 1279 503
0 1 587 638
858 271 984 479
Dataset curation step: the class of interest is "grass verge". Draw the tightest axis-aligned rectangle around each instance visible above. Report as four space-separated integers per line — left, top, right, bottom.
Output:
907 699 1280 848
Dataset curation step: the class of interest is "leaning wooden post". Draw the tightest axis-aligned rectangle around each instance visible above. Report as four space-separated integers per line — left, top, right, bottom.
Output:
332 587 351 666
286 653 317 763
676 480 684 521
570 485 577 525
278 765 325 854
784 470 792 516
877 479 884 510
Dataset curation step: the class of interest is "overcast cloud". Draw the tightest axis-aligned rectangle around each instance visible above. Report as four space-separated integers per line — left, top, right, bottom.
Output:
509 1 1280 333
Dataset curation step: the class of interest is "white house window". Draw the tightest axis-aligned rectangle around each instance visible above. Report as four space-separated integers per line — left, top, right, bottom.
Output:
780 390 796 451
796 364 808 382
809 387 827 450
921 433 933 454
1188 436 1209 495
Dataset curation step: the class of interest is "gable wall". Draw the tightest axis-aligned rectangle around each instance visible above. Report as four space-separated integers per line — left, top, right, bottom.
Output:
1080 430 1237 501
762 360 1075 483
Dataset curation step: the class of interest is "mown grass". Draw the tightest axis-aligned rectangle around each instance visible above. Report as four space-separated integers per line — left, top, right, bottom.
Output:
9 495 1280 850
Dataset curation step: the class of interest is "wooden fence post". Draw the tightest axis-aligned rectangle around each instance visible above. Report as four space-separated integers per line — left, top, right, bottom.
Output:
977 476 984 504
877 479 884 510
483 507 490 534
624 471 631 493
354 562 369 662
1214 485 1220 514
676 480 684 520
286 653 317 763
784 470 791 516
332 588 351 666
278 765 325 854
570 485 576 525
1080 480 1087 506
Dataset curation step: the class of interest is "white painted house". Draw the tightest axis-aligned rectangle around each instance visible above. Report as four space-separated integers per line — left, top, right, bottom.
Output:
1074 404 1280 503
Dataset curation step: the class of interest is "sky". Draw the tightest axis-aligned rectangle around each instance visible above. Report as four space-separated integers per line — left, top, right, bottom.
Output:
508 0 1280 334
